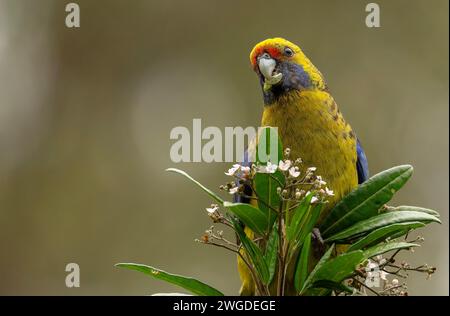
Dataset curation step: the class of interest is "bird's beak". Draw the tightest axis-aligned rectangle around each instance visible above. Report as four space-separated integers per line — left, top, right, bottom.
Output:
258 54 283 91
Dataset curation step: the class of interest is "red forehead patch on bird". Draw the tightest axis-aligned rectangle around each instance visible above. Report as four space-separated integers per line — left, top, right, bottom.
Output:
250 45 282 68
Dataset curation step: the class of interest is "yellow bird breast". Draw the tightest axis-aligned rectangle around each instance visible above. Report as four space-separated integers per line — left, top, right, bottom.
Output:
261 89 358 221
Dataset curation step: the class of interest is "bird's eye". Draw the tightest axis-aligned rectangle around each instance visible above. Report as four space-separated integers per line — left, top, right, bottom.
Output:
284 47 294 57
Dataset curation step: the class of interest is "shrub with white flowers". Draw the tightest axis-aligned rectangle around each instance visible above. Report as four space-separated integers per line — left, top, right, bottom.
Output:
116 127 440 296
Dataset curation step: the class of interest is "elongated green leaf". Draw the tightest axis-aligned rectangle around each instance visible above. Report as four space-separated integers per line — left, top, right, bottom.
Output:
166 168 224 205
254 171 284 228
307 251 364 291
347 222 425 251
301 244 334 294
224 202 269 236
264 225 279 284
294 233 312 292
303 288 332 296
325 211 440 242
115 263 224 296
289 203 323 260
253 127 284 230
363 242 419 259
286 193 313 242
321 165 414 237
297 204 323 249
388 229 416 240
310 280 355 294
230 216 270 284
386 205 440 217
256 126 283 165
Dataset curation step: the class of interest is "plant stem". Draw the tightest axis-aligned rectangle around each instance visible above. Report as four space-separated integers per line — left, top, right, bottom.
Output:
277 200 286 296
236 250 267 295
246 181 279 220
352 278 380 296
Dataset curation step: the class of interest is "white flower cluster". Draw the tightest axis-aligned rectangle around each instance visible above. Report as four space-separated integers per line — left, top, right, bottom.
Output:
224 164 251 177
205 204 221 222
220 148 335 205
366 257 389 282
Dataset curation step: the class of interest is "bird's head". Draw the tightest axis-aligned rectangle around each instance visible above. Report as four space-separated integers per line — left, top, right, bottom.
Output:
250 38 326 104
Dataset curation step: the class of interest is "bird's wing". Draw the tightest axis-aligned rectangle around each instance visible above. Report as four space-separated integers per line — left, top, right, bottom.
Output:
356 138 369 184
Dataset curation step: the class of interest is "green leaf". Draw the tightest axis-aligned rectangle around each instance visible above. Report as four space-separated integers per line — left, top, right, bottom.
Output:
286 193 313 242
115 263 224 296
321 165 414 237
300 244 334 294
297 204 323 250
311 251 364 285
294 233 312 292
166 168 224 205
302 287 332 296
310 280 355 294
264 225 279 284
325 211 440 243
230 216 270 284
387 205 440 217
254 171 284 228
253 126 284 230
347 222 425 252
388 229 417 240
223 202 269 236
256 126 283 165
363 241 419 259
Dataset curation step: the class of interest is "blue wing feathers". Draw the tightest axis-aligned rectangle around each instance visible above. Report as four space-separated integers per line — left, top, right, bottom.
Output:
233 149 252 204
356 138 369 184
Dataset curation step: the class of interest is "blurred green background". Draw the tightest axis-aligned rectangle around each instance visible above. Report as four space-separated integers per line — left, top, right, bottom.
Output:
0 0 448 295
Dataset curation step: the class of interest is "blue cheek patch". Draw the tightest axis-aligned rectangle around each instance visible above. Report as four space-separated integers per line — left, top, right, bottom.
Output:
262 62 312 104
281 62 312 91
